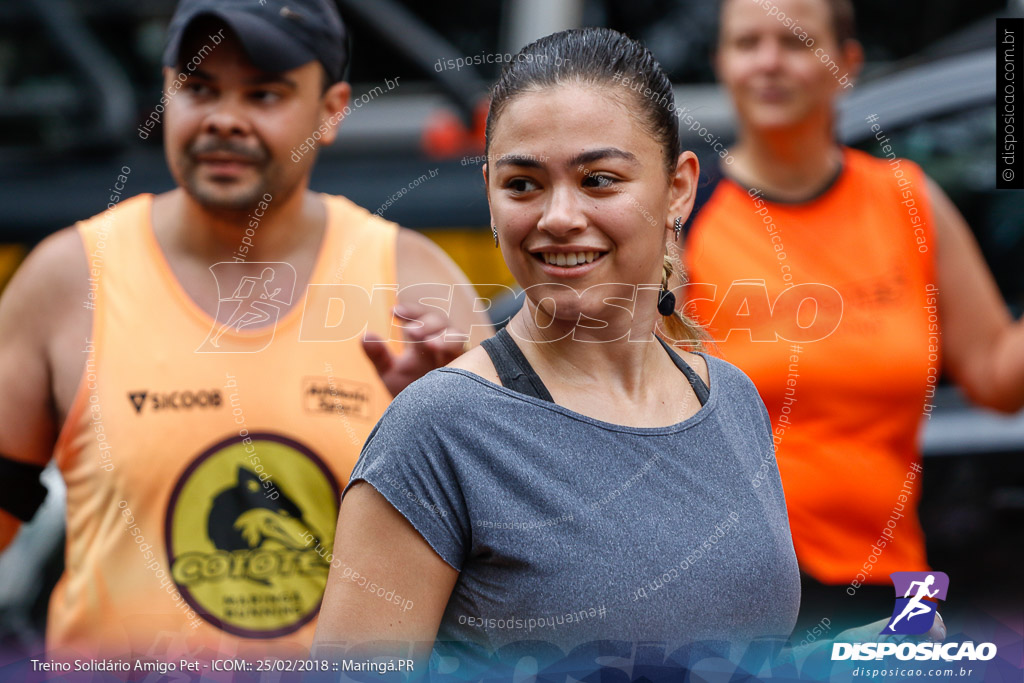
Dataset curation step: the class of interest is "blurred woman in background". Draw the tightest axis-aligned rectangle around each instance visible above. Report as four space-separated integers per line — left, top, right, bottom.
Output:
683 0 1024 633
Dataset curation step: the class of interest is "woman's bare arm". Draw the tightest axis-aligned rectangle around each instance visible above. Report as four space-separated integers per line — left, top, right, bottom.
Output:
930 177 1024 412
312 481 459 668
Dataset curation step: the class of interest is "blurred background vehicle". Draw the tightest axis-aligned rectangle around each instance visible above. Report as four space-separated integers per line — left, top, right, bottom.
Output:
0 0 1021 657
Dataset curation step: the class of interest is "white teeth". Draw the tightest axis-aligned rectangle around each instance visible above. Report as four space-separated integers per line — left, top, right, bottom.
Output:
541 251 600 266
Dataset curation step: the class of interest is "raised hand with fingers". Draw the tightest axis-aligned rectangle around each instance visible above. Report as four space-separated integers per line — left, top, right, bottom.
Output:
362 302 470 397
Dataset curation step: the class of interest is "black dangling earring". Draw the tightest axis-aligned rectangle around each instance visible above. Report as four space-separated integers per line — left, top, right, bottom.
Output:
492 225 499 247
657 288 676 316
674 216 683 241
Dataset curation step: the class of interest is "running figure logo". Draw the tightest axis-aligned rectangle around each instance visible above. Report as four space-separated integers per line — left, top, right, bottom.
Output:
197 262 296 353
883 571 949 635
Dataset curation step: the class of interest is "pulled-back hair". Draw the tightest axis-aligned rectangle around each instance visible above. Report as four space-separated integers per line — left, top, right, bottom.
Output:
823 0 855 44
718 0 856 45
486 27 680 176
485 27 706 349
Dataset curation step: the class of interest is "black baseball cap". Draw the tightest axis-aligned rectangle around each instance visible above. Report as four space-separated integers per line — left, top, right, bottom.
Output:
163 0 348 83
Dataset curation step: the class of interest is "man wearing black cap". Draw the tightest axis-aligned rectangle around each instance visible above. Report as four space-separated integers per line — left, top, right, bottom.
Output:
0 0 490 663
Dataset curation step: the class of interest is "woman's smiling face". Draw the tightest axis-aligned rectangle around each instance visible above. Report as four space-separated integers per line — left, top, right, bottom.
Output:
485 82 691 330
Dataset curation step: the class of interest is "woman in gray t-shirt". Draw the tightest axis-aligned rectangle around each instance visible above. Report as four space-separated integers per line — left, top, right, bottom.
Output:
314 27 799 672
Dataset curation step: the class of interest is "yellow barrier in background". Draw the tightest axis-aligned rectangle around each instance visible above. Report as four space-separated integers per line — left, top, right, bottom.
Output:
0 230 510 303
0 245 27 293
421 228 516 300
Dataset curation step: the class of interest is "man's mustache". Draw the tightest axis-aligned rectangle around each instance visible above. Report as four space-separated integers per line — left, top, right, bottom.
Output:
188 140 268 164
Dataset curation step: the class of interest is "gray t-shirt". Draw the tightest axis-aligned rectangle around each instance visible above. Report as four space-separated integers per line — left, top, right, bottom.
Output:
344 352 799 652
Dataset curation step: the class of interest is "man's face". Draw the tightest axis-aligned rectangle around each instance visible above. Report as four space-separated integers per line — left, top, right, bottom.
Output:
163 24 347 212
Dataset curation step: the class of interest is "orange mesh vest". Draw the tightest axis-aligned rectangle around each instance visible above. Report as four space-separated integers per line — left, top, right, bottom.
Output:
50 193 399 660
685 148 937 585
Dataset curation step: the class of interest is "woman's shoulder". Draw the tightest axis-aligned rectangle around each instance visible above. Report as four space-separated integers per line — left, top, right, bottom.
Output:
362 367 495 457
698 354 773 446
673 347 710 386
390 360 495 413
379 348 514 430
445 343 501 383
698 352 766 403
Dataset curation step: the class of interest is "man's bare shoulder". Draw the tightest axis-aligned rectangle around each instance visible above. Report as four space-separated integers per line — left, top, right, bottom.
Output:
0 226 91 440
1 227 89 338
395 228 461 280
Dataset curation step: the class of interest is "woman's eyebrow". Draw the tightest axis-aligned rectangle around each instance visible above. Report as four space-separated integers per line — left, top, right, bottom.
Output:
493 148 639 170
569 148 639 167
494 154 545 169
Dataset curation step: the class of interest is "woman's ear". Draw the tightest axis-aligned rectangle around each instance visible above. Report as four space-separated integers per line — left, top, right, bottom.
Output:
482 163 492 209
667 151 700 235
838 39 864 91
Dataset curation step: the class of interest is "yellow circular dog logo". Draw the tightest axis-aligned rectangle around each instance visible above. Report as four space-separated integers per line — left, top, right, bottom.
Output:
166 432 339 637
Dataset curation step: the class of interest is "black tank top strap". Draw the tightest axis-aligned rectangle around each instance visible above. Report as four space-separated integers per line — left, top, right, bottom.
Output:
481 328 709 407
480 328 555 402
656 336 710 406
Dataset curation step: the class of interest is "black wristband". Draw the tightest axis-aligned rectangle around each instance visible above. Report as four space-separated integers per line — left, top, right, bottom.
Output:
0 455 48 522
